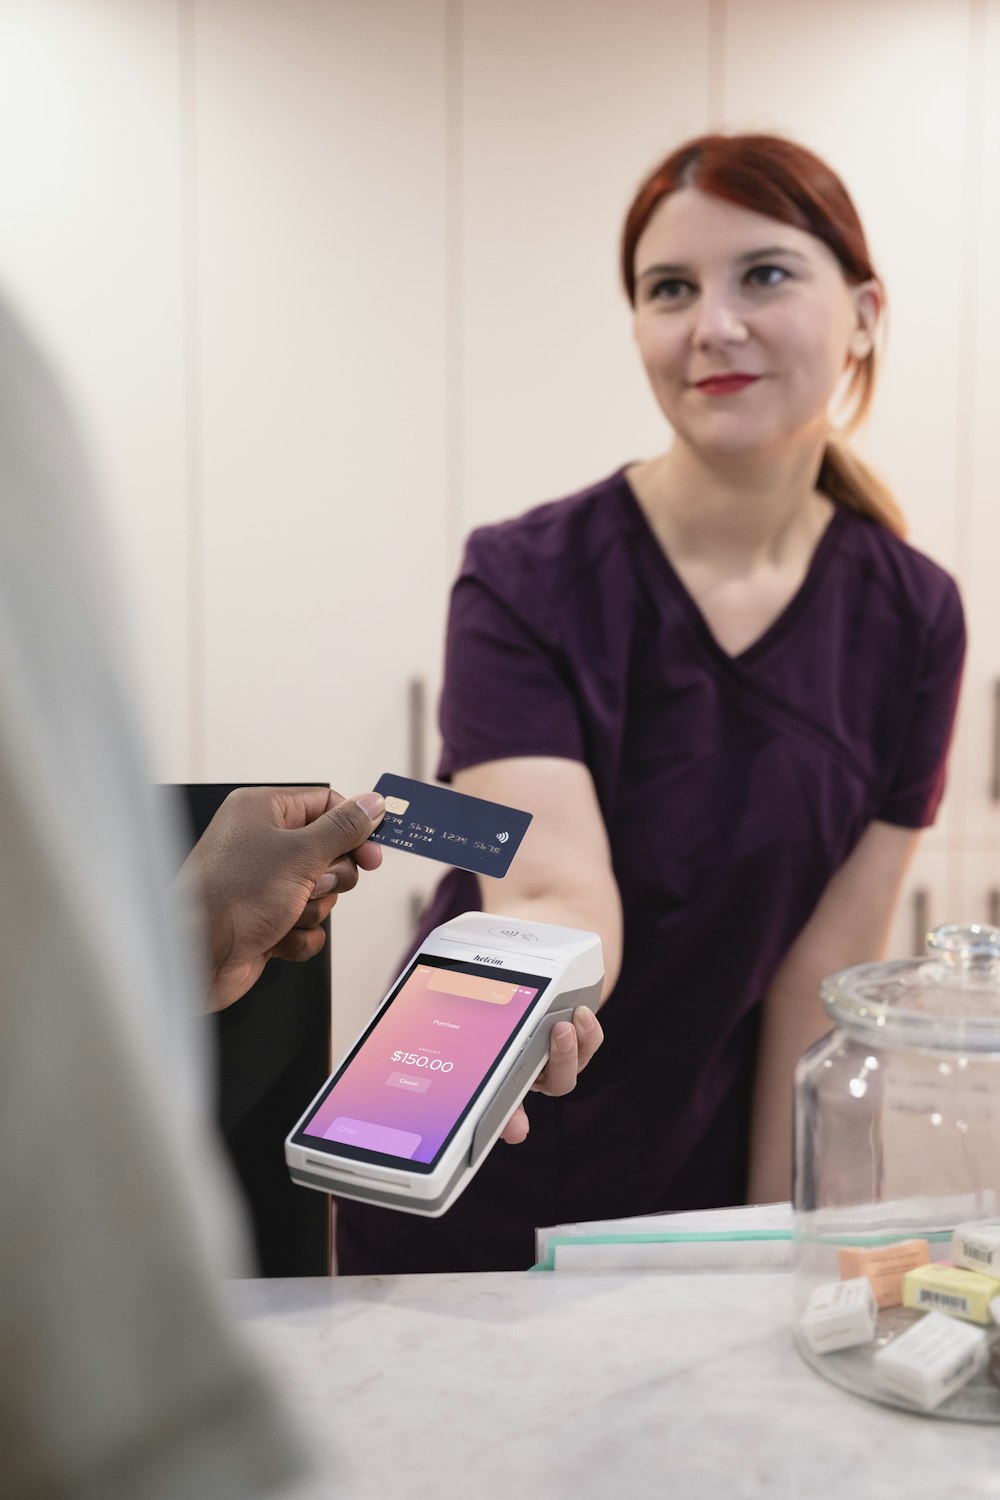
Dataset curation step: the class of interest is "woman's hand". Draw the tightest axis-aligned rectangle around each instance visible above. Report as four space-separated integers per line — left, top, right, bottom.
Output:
500 1004 604 1144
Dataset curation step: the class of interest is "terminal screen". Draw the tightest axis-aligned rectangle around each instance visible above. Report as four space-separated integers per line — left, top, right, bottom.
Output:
297 956 546 1170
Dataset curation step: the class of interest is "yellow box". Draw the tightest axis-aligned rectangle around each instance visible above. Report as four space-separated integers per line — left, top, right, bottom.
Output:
902 1262 1000 1325
837 1239 929 1309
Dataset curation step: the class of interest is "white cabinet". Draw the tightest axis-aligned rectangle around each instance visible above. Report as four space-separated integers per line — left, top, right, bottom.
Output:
192 0 450 786
723 0 969 576
458 0 712 537
457 0 979 966
1 0 996 1037
0 0 190 773
885 849 958 960
723 0 970 873
189 0 453 1048
957 852 1000 933
958 0 1000 867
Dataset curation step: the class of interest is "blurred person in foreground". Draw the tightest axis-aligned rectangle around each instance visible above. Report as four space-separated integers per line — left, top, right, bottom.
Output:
0 294 600 1498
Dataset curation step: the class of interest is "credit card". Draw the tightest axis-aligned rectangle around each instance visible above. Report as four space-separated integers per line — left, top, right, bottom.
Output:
367 773 532 878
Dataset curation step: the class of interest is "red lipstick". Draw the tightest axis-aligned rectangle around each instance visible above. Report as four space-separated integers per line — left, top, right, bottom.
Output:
695 374 760 395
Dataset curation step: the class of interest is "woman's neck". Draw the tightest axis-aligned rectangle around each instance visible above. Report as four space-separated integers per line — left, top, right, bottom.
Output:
630 434 832 567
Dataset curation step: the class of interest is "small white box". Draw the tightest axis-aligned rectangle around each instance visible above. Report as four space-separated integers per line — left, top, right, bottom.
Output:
873 1310 988 1411
951 1219 1000 1276
800 1277 877 1354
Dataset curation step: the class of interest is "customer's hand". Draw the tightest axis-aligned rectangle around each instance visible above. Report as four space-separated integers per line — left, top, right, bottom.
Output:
178 785 384 1012
500 1004 604 1144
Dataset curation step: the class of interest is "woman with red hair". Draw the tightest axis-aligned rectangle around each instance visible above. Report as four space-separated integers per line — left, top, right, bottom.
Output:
337 135 965 1274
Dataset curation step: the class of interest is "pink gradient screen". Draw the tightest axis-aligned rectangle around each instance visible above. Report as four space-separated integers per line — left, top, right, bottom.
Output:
303 963 542 1165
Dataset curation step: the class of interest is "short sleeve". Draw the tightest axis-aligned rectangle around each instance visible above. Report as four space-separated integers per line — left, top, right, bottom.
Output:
437 529 586 779
877 575 966 827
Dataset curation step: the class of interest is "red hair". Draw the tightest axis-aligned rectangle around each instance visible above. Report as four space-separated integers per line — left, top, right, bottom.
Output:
621 134 905 535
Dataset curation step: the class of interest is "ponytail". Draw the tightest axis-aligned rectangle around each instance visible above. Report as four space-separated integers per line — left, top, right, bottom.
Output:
818 439 906 539
818 335 906 538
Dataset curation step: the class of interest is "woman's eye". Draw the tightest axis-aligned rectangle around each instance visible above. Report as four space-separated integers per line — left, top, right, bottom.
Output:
649 277 693 302
746 264 789 288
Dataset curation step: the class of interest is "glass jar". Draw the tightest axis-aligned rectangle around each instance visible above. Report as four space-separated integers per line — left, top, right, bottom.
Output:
793 923 1000 1421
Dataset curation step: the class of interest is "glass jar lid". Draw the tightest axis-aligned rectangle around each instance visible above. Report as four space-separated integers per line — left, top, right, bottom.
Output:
820 923 1000 1051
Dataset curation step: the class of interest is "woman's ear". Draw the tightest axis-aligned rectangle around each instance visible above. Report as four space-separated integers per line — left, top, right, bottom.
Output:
849 280 882 360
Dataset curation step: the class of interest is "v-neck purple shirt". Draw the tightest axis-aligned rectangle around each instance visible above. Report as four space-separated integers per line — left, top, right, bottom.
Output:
336 468 965 1274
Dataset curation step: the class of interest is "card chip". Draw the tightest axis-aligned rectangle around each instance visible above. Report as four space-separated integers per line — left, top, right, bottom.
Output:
384 796 410 815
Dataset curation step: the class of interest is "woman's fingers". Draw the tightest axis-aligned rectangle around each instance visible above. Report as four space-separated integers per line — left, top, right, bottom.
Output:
500 1005 605 1145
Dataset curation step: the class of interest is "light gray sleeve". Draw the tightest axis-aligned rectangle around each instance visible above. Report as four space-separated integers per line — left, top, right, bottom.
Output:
0 298 308 1497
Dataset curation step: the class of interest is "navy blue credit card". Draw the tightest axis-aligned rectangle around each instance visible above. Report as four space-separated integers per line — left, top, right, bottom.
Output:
367 773 532 878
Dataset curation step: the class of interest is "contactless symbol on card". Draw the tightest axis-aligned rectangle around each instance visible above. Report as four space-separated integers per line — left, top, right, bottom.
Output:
367 773 532 878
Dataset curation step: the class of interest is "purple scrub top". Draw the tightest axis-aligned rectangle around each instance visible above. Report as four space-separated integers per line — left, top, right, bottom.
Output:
337 468 966 1273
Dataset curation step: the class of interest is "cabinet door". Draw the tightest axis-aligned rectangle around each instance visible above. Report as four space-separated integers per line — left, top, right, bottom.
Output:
722 0 968 568
723 0 970 855
0 0 189 775
193 0 451 1047
458 0 711 538
885 848 957 960
955 851 1000 933
959 0 1000 854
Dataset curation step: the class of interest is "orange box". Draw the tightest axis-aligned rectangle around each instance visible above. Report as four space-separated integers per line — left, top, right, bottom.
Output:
837 1238 930 1309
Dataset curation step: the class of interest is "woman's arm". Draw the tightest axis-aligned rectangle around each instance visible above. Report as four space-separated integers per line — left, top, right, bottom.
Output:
453 756 624 1003
746 819 921 1204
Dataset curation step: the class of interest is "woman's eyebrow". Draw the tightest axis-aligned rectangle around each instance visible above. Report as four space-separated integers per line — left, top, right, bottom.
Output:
636 245 809 284
737 245 809 265
635 262 692 283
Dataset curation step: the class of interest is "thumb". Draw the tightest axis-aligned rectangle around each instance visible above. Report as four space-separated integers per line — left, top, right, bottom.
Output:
300 791 385 868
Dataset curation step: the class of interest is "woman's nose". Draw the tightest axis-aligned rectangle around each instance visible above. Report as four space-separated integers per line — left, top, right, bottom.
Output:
691 292 749 349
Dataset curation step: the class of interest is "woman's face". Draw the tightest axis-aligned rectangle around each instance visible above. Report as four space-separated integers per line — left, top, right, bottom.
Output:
631 187 879 461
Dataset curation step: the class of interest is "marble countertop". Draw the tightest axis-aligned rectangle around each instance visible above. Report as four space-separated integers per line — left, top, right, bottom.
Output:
230 1270 1000 1500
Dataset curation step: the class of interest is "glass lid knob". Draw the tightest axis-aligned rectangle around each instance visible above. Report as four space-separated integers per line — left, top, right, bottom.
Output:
925 922 1000 973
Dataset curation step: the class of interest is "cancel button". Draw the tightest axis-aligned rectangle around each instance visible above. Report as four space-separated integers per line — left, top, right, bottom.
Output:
386 1071 431 1094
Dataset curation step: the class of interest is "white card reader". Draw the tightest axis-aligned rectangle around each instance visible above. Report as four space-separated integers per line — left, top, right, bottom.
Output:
285 912 603 1216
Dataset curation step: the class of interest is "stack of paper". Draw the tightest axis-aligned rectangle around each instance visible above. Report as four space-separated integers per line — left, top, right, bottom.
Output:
534 1202 794 1272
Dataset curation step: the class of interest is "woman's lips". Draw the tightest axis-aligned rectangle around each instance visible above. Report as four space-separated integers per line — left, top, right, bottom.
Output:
694 374 761 395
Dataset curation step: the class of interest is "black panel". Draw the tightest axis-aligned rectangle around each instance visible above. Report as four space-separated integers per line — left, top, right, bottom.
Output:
167 783 331 1276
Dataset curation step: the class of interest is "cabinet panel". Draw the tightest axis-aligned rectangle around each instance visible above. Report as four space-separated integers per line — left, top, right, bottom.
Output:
722 0 968 572
195 0 450 786
459 0 712 537
723 0 972 850
884 848 958 960
958 0 1000 852
193 0 450 1044
0 0 189 776
956 851 1000 932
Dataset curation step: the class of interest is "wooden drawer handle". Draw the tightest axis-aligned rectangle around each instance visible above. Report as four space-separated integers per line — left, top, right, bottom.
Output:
912 887 930 956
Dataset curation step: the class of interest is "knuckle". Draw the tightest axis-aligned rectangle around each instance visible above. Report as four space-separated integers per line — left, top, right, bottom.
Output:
327 800 369 842
332 857 359 892
287 929 323 962
296 900 322 930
